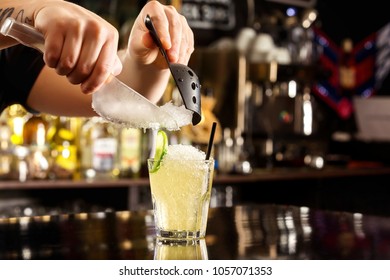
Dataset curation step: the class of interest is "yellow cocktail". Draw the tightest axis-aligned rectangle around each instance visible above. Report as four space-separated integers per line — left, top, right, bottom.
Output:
147 144 214 239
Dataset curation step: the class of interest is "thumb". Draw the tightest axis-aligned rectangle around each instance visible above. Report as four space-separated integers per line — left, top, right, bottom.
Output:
111 54 123 76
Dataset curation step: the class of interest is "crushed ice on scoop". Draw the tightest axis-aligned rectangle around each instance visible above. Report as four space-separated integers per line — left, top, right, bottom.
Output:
91 79 193 131
159 102 193 128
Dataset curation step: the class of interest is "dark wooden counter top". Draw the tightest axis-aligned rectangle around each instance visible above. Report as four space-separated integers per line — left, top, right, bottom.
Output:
1 203 390 260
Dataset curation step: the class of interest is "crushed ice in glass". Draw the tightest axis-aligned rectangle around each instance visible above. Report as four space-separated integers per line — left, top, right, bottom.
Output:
164 144 206 161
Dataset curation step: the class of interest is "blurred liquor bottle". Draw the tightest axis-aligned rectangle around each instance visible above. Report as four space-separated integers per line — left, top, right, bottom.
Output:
47 116 79 179
0 113 13 179
339 38 356 97
139 129 155 178
80 117 120 179
4 104 30 146
336 38 357 133
118 127 142 178
23 114 51 179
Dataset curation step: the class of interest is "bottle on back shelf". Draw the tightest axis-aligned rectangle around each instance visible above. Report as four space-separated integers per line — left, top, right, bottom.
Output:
80 117 120 179
4 104 29 146
0 112 13 179
47 116 79 179
339 38 356 97
118 127 142 178
23 114 51 179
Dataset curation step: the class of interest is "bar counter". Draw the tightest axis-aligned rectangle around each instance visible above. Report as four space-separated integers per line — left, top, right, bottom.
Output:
1 203 390 260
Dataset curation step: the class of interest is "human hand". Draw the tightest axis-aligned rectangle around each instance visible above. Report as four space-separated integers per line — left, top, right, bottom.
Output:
33 0 122 94
127 0 195 69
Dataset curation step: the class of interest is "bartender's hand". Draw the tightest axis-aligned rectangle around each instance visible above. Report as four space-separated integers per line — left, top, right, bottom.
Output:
118 0 195 102
33 0 123 94
128 0 194 67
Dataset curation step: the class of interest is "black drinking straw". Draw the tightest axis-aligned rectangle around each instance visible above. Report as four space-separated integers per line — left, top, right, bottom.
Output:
205 122 217 160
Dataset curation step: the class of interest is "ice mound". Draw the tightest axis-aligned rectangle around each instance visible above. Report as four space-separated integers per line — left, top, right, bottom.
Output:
91 78 193 131
164 144 206 161
160 102 193 128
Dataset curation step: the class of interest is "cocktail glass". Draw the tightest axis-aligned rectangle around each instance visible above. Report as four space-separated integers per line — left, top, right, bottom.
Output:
147 154 214 239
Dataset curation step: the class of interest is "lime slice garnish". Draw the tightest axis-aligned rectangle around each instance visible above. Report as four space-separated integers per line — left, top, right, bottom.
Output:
150 130 168 173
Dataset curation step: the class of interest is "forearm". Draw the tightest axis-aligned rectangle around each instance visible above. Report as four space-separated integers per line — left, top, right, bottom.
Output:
27 65 97 117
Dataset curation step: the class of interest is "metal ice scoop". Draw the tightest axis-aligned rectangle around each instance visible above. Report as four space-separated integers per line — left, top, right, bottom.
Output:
0 17 196 130
144 15 202 125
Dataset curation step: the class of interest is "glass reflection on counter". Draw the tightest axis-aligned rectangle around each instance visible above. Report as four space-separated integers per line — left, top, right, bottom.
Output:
1 205 390 259
154 238 208 260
